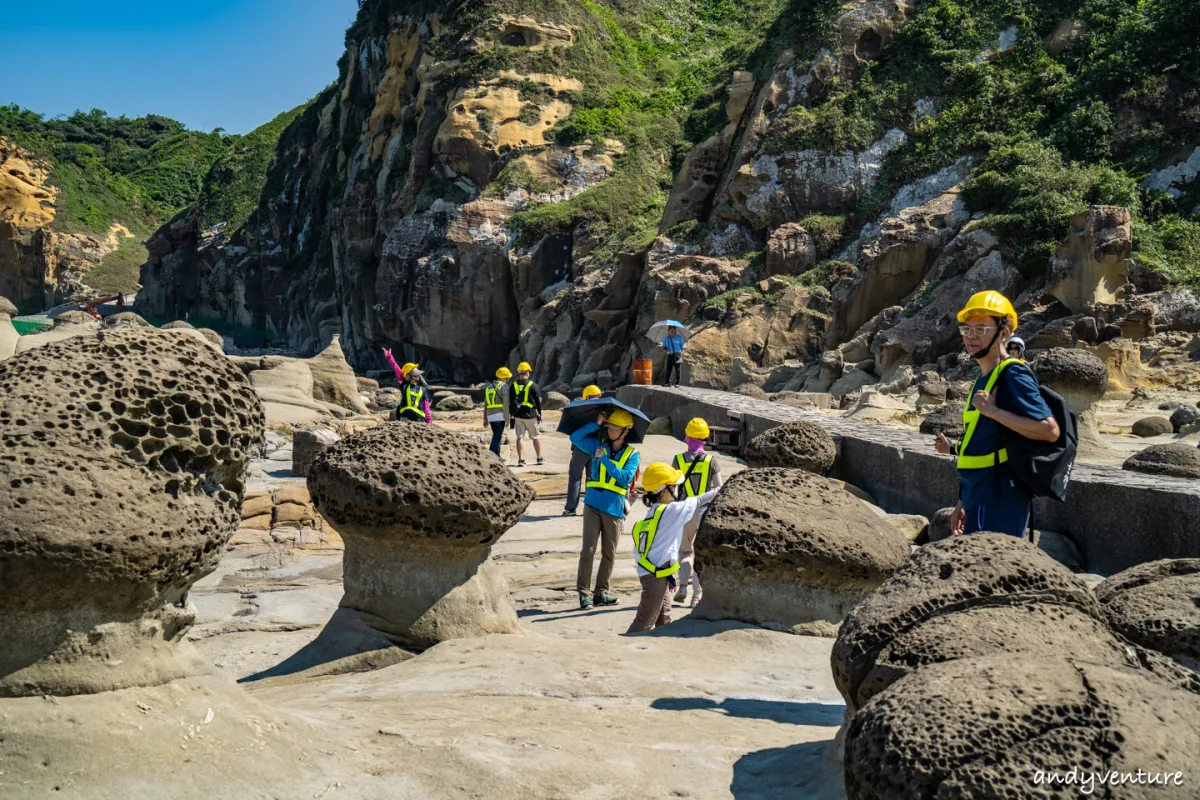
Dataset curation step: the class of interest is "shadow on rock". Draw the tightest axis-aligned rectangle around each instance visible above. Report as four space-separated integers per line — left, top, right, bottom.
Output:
731 739 845 800
652 696 845 727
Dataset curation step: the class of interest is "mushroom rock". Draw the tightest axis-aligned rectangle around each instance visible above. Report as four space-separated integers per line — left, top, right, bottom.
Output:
844 655 1200 800
1123 442 1200 479
0 328 264 696
691 469 910 635
307 422 533 657
743 420 837 473
831 534 1103 714
1031 347 1109 456
306 334 369 415
1097 559 1200 669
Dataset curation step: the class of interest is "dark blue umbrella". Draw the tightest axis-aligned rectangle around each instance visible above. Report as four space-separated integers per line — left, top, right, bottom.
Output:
556 397 652 444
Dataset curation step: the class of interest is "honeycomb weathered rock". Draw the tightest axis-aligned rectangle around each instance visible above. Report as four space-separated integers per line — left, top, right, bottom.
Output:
309 422 532 544
0 328 264 696
692 468 909 634
831 534 1101 712
743 420 836 473
1097 558 1200 669
305 422 532 653
845 655 1200 799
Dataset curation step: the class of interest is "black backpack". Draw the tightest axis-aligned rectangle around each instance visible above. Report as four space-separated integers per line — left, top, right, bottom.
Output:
998 363 1078 502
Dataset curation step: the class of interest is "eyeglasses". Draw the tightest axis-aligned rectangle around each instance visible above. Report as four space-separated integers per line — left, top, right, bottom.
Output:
958 324 996 337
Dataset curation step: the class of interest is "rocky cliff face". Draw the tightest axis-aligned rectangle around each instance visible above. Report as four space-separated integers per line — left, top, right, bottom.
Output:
138 0 1200 387
0 139 134 310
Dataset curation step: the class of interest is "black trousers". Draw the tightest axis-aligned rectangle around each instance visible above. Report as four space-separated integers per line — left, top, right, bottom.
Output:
662 353 681 386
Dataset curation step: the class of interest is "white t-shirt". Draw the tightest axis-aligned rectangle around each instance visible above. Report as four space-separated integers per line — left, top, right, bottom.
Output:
632 489 719 577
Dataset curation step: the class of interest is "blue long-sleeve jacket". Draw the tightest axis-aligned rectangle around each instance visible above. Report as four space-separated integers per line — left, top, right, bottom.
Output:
572 422 639 517
570 421 599 454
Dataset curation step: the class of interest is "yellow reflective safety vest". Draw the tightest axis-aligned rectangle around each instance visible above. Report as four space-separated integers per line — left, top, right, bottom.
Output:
957 357 1021 470
631 504 681 578
484 382 504 410
399 383 426 417
586 444 635 497
673 453 712 498
514 381 535 409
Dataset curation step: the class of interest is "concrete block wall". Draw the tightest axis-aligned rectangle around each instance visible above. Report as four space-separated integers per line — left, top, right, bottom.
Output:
619 385 1200 575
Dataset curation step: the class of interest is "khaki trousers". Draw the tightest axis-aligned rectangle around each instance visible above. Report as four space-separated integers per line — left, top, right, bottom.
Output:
577 505 622 595
675 517 702 598
628 574 673 633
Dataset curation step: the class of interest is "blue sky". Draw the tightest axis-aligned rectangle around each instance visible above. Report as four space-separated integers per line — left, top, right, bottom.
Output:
0 0 358 134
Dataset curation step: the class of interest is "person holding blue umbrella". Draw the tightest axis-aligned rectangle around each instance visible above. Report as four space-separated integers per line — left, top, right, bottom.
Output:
647 320 687 387
572 408 641 610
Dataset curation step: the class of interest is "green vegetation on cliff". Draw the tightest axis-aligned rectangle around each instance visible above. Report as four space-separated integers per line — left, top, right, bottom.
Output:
760 0 1200 283
196 100 316 232
469 0 842 264
0 105 229 236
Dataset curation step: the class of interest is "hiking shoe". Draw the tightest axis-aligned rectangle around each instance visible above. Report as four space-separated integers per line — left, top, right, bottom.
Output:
562 510 577 517
579 594 593 610
594 591 619 606
536 458 546 465
517 460 527 467
673 590 688 604
689 592 702 609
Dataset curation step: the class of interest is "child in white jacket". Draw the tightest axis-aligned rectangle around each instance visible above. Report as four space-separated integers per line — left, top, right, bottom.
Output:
626 462 719 634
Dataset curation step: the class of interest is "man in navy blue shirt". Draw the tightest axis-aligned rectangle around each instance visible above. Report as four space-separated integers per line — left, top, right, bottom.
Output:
934 291 1060 537
661 326 685 387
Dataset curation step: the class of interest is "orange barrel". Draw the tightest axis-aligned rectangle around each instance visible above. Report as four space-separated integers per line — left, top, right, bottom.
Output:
633 359 653 386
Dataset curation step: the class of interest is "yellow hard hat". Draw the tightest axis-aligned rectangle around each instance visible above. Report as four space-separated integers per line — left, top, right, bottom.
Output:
496 366 513 380
685 418 710 440
517 361 533 372
582 384 602 399
957 290 1018 332
641 462 686 494
606 409 635 429
401 362 420 378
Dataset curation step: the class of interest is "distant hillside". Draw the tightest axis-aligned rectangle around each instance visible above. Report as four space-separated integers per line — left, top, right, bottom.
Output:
0 105 301 308
0 106 228 237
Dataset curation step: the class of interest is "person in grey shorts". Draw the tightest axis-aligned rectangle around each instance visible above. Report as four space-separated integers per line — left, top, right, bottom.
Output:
509 361 544 466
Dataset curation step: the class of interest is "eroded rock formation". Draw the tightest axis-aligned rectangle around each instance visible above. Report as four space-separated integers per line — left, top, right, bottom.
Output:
692 469 909 634
743 420 837 472
1123 442 1200 478
0 327 264 696
1096 559 1200 669
832 534 1110 715
1031 347 1109 456
844 656 1200 799
306 422 532 659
